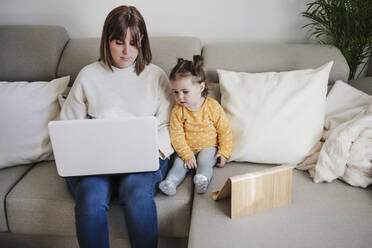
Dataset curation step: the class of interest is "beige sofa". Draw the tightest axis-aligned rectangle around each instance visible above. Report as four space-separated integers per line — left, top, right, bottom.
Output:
0 25 371 248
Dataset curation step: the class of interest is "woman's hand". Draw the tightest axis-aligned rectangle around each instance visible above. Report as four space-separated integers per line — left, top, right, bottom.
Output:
184 157 197 169
215 153 227 167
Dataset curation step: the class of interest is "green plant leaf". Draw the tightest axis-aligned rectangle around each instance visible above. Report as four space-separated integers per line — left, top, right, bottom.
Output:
302 0 372 80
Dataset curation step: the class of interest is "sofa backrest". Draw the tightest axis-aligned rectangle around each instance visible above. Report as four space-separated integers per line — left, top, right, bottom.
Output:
57 36 202 85
1 25 351 85
202 43 350 84
0 25 69 82
0 25 202 85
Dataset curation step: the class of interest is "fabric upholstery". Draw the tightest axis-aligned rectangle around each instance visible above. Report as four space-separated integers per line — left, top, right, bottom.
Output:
349 77 372 95
0 233 187 248
150 36 202 76
368 57 372 77
188 162 372 248
6 161 193 238
217 62 332 164
57 36 202 85
207 82 221 102
0 165 32 232
0 77 70 169
0 25 69 81
202 43 349 84
57 38 100 86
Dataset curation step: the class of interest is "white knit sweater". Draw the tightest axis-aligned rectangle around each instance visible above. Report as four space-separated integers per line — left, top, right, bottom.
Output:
60 61 174 158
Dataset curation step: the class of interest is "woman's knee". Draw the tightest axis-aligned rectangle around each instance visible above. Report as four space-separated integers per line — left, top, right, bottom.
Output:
119 178 155 206
120 193 155 218
74 177 110 211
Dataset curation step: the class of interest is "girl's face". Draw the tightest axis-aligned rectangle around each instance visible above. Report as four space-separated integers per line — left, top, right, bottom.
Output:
171 76 205 110
109 28 140 69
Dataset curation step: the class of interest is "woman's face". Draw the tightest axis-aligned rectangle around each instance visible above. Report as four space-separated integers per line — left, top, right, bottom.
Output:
109 28 140 69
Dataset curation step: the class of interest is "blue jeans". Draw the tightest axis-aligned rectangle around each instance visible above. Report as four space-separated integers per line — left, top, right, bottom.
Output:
66 158 169 248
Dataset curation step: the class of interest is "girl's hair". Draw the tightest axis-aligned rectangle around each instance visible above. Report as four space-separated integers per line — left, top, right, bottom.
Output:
99 5 152 75
169 55 208 97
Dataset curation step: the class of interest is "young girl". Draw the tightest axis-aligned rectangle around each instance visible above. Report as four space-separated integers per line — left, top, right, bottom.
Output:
159 55 233 196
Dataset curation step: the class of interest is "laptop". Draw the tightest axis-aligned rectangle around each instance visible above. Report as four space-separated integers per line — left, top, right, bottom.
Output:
48 116 159 177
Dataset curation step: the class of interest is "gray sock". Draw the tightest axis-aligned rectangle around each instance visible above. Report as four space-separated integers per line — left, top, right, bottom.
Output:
193 174 209 194
159 180 177 196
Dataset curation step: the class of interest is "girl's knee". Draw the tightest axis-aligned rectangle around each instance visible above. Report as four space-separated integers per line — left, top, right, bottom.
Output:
197 156 216 168
198 147 217 161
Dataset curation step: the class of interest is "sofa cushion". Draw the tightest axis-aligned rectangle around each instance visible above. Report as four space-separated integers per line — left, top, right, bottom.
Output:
57 36 202 85
57 38 100 86
217 62 332 164
6 161 192 238
207 82 221 102
150 37 202 76
0 164 33 232
0 77 70 169
188 162 372 248
0 233 187 248
325 80 372 132
0 25 69 82
203 43 349 84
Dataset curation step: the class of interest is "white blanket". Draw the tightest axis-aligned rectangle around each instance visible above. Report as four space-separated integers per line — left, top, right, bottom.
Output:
297 81 372 188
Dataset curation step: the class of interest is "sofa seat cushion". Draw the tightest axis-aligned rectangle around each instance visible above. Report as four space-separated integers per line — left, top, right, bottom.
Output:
6 161 192 238
0 232 188 248
0 164 33 232
188 162 372 248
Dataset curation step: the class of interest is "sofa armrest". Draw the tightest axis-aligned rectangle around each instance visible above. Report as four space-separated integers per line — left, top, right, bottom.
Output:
349 77 372 95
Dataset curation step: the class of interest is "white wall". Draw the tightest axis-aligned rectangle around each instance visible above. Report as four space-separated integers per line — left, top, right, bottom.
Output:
0 0 313 44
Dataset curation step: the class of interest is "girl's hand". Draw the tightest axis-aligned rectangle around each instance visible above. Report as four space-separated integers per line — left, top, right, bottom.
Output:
215 153 227 167
184 157 197 169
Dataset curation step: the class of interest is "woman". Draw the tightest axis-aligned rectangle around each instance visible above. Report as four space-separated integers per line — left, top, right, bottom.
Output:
60 6 173 248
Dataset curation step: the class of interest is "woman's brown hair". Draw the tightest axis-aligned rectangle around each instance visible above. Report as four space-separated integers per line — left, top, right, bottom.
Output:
99 5 152 75
169 55 208 97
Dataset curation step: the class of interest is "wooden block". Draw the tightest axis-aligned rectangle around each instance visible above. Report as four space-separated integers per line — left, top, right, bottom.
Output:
212 164 293 218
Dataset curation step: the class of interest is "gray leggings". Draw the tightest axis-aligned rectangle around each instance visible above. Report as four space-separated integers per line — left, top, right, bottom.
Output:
165 147 217 187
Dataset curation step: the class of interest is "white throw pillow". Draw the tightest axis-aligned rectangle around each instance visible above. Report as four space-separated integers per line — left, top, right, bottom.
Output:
218 62 333 164
325 80 372 134
0 76 70 168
